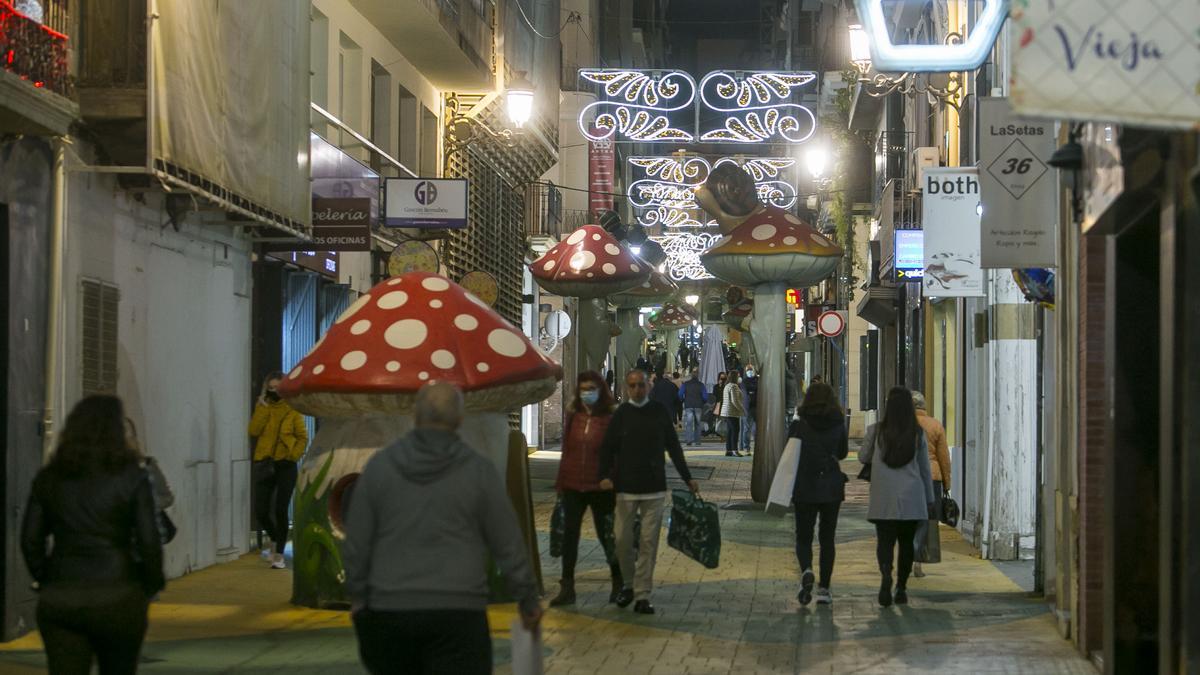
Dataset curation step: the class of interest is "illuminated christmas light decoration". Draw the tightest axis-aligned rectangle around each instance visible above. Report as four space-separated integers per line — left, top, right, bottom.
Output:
578 69 696 142
640 207 710 229
698 71 818 143
627 156 799 228
854 0 1007 72
652 232 721 281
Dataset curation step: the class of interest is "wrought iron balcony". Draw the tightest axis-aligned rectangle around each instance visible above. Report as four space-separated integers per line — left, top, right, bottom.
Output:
0 0 71 97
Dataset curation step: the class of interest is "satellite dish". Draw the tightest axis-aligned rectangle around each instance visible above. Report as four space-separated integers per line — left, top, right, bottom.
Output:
544 310 572 338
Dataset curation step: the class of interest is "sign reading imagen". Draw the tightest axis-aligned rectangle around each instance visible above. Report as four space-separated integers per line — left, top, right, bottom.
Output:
922 168 984 297
384 178 468 228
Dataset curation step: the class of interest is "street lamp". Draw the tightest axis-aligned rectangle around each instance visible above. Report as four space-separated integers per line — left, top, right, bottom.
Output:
848 24 872 66
506 73 535 128
847 23 963 110
804 146 829 180
445 73 536 158
684 294 700 305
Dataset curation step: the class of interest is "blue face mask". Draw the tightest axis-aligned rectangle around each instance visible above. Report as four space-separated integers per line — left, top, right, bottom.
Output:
580 390 600 406
745 369 755 378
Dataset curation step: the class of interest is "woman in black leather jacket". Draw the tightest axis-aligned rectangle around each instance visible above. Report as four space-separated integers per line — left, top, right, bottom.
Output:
21 395 165 674
787 382 849 607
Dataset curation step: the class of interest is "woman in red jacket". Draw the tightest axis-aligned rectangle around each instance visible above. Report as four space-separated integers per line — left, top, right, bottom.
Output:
551 370 622 606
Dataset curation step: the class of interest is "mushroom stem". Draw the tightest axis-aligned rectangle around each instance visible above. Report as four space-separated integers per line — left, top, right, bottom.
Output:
749 281 787 503
459 412 512 479
665 330 681 374
614 307 642 388
578 298 612 372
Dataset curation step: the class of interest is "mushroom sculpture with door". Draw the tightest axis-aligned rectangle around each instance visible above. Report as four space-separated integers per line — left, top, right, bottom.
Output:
697 162 842 502
277 271 561 607
530 224 649 371
609 266 677 385
649 301 699 373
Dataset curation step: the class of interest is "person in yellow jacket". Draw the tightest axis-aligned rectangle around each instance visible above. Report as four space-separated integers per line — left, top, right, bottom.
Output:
249 371 308 569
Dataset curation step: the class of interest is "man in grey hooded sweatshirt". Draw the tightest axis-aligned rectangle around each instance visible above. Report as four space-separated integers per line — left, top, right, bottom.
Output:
343 382 542 674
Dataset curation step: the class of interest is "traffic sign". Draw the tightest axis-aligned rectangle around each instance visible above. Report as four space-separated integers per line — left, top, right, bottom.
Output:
817 310 845 338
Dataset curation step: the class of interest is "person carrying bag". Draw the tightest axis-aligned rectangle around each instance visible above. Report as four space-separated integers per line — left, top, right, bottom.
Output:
249 371 308 569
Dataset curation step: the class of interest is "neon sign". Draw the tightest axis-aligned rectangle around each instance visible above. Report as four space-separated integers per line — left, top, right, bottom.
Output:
698 71 817 143
578 69 696 142
627 156 799 229
853 0 1008 72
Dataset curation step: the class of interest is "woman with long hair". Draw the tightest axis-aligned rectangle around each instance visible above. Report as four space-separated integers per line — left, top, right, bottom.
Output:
788 382 848 605
859 387 935 607
721 371 746 457
21 395 165 673
249 371 309 569
550 370 623 606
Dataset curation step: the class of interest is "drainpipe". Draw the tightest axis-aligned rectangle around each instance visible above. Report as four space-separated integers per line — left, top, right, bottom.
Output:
42 139 67 461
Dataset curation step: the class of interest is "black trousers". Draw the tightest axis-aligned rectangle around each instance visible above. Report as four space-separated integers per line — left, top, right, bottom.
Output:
875 520 921 588
254 459 298 554
724 417 741 454
560 489 620 582
37 584 148 675
353 608 491 674
794 501 841 589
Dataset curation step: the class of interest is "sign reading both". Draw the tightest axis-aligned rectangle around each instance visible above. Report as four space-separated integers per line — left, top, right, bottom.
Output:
922 167 984 298
384 178 468 229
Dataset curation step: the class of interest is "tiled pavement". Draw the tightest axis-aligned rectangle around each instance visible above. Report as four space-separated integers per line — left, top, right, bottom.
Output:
0 440 1095 674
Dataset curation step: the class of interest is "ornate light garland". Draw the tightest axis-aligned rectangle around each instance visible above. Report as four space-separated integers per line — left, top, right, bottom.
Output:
698 71 817 143
627 156 799 229
652 232 721 281
578 69 696 142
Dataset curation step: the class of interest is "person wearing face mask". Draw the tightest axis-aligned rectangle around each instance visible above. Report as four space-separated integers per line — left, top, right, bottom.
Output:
550 371 623 606
740 365 759 455
598 369 699 615
248 371 308 569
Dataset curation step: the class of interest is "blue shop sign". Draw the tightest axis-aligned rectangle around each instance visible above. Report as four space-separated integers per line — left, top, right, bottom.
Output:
895 229 924 280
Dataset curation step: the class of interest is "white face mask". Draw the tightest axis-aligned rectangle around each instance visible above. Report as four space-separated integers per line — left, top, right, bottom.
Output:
627 396 649 407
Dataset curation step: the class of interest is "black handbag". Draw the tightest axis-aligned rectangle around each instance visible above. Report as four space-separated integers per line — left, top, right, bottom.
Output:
856 463 872 482
941 493 960 528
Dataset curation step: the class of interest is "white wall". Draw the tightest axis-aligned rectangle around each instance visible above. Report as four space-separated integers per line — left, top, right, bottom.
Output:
544 91 597 214
57 169 253 578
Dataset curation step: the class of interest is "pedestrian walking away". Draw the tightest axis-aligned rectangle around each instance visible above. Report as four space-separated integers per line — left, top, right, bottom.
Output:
678 368 709 446
21 395 166 674
551 371 623 607
598 369 700 615
860 387 936 607
788 382 849 606
707 371 728 437
342 382 542 674
911 391 952 578
649 371 681 425
721 371 746 457
248 371 309 569
740 365 759 454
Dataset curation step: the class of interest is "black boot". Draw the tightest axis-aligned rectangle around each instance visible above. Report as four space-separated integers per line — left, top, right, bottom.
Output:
609 571 624 604
550 579 575 607
878 573 893 607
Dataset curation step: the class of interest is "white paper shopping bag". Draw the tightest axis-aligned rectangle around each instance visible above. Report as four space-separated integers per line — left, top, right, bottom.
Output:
510 617 544 675
765 438 802 516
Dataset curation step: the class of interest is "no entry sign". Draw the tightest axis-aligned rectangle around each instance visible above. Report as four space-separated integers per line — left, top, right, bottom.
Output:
817 310 845 338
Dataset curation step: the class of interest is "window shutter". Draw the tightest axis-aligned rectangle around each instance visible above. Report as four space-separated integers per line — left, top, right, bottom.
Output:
80 279 119 395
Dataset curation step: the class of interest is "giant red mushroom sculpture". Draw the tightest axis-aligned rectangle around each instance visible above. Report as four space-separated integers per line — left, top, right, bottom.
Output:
649 301 699 372
277 271 560 606
697 163 842 502
530 224 649 371
609 266 678 384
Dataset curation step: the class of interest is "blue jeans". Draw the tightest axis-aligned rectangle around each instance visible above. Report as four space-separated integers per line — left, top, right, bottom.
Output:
740 414 757 451
683 408 703 444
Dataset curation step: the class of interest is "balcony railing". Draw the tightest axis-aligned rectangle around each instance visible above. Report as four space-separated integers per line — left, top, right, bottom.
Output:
0 0 71 97
525 182 565 239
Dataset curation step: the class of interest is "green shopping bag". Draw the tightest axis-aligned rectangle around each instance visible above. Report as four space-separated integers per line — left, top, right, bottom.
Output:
667 488 721 569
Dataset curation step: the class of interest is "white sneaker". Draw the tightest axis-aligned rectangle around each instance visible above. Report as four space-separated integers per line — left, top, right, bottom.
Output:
261 548 273 561
271 554 287 569
815 587 832 605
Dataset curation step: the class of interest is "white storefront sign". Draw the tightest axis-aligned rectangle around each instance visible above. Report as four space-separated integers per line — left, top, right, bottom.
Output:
384 178 468 228
1010 0 1200 129
922 168 984 298
978 98 1057 268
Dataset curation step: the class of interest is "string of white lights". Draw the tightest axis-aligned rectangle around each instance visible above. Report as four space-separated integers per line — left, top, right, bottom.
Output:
578 69 696 142
626 156 800 225
652 232 721 281
698 71 818 143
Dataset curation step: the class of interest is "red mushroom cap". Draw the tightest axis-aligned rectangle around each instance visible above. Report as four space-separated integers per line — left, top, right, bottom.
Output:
650 301 699 329
609 266 679 309
530 224 649 299
277 272 562 416
701 206 842 287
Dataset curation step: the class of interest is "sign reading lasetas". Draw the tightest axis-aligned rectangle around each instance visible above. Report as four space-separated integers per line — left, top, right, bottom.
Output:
1010 0 1200 129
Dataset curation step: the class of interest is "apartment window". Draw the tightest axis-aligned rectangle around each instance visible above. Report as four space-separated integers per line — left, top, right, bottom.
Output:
337 32 363 130
420 106 438 177
311 10 329 109
80 279 119 395
370 60 392 154
398 85 418 170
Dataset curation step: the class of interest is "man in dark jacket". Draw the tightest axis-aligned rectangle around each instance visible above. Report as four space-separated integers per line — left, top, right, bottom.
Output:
343 382 542 674
678 368 709 446
649 372 680 422
740 365 759 453
598 369 699 615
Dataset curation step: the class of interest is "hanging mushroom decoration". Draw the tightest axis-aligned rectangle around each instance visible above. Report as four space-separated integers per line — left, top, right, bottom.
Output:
649 301 699 373
529 223 649 371
697 162 842 502
277 271 561 607
609 265 678 386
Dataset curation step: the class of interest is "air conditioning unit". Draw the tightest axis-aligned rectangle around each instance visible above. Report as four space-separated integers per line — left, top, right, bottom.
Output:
911 147 940 185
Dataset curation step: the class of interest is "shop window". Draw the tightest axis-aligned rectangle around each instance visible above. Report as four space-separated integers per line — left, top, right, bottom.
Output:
80 279 119 395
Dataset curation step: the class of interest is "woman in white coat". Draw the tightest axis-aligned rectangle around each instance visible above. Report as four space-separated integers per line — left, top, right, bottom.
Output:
860 387 935 607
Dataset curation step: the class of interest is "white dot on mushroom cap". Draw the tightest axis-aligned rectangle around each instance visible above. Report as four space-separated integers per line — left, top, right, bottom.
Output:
569 250 596 271
377 291 409 310
335 294 372 324
422 277 450 292
429 299 443 309
477 362 490 372
592 233 602 241
752 224 777 241
586 272 594 278
811 234 830 246
630 264 640 273
384 319 428 349
288 365 303 379
769 243 776 248
386 361 400 372
543 260 555 271
341 351 368 371
566 230 586 245
419 372 429 381
313 364 326 375
455 314 479 331
431 349 456 369
605 243 621 256
783 236 798 246
785 213 802 225
488 328 528 358
350 319 371 335
386 277 403 286
602 263 616 275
